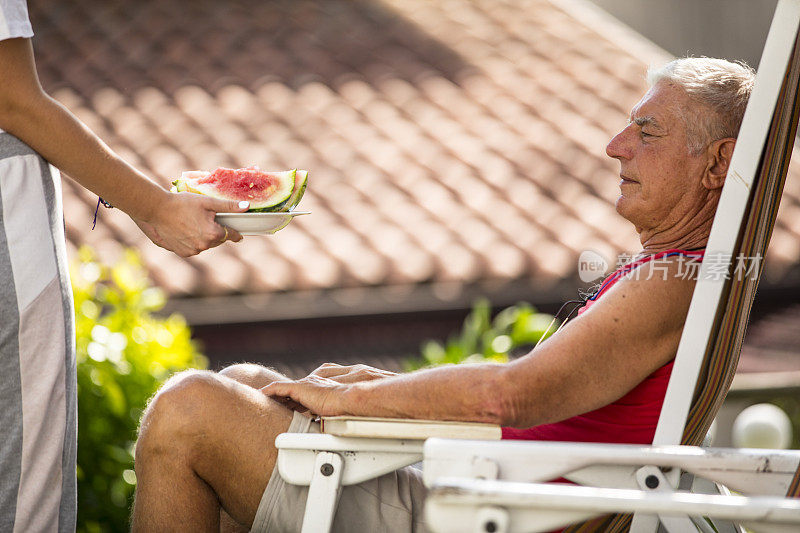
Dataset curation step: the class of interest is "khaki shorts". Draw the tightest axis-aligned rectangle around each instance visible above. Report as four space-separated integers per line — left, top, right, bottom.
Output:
251 412 428 533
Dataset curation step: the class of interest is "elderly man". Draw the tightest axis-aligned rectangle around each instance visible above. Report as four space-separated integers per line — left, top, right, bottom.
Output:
131 57 754 532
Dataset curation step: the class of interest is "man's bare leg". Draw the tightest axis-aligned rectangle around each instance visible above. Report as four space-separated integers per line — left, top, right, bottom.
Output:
218 363 288 389
131 366 295 532
219 510 249 533
215 364 293 533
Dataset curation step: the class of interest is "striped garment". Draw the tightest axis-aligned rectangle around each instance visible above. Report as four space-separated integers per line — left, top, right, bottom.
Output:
0 131 77 532
0 0 33 41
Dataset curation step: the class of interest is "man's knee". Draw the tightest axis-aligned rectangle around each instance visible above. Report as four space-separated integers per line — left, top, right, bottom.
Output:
137 370 222 460
218 363 287 388
137 368 290 457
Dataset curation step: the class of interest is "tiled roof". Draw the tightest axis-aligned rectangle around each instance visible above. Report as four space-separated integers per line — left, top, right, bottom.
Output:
29 0 800 322
738 304 800 373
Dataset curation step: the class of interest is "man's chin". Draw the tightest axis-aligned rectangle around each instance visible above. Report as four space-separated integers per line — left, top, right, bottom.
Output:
615 195 625 213
615 197 635 224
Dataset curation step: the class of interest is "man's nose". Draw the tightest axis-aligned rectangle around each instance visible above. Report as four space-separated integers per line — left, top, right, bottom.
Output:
606 127 632 160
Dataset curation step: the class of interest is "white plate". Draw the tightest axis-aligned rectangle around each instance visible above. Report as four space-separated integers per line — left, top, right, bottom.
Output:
215 212 310 235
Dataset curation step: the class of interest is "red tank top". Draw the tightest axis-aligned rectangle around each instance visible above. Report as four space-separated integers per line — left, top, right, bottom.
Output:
502 249 705 444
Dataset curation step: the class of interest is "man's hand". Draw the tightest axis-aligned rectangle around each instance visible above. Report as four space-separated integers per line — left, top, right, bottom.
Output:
262 364 396 417
135 193 247 257
261 375 350 417
308 363 397 383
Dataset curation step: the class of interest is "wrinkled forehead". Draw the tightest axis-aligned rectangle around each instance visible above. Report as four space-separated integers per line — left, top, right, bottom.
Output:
628 82 688 129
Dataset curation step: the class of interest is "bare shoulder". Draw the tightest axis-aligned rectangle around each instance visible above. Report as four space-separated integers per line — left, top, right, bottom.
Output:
503 255 700 424
583 255 698 334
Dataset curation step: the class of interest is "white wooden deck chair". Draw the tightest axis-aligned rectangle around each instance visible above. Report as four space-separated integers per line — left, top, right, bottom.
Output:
275 1 800 531
423 0 800 531
423 443 800 533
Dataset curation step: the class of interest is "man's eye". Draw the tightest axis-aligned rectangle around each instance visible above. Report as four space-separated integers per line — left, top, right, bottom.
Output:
641 131 655 138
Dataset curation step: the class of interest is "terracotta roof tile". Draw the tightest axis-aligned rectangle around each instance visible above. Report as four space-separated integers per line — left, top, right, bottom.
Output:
437 242 481 282
484 241 528 279
739 305 800 373
29 0 800 319
529 239 574 278
243 250 297 294
137 245 199 296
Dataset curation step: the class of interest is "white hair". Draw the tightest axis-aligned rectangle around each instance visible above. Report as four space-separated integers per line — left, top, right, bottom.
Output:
647 57 756 154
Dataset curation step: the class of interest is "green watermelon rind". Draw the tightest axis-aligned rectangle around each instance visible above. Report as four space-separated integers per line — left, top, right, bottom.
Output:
171 169 296 211
249 169 308 212
284 169 308 211
248 201 291 213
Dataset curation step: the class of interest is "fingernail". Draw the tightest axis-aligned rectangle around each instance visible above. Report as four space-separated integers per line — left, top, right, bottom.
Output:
238 200 250 210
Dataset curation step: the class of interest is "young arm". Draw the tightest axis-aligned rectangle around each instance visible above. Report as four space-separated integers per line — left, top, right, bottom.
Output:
263 260 696 427
0 38 246 256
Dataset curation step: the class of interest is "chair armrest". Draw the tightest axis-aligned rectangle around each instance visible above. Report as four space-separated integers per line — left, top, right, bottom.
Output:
273 417 499 487
425 478 800 533
275 433 424 485
320 416 501 440
276 432 425 453
423 439 800 496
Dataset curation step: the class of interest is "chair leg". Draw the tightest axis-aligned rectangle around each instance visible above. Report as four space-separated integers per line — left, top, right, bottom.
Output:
689 480 745 533
300 452 344 533
633 466 698 533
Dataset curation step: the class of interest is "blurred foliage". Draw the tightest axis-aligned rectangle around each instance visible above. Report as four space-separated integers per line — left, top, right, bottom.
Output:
72 247 206 532
405 299 557 371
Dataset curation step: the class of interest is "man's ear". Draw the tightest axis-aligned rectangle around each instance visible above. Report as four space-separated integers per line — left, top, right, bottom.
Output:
702 138 736 190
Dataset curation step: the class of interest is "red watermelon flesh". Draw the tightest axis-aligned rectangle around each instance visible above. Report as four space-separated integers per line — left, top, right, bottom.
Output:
197 168 282 199
173 167 296 211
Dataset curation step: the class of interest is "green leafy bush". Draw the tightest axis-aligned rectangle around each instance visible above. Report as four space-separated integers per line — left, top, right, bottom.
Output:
406 299 557 370
71 247 206 532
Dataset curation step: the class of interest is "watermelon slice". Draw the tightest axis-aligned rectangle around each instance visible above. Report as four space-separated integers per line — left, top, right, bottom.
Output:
285 169 308 210
171 167 303 212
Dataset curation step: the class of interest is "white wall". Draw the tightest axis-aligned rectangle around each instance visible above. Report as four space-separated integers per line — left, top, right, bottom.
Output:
589 0 778 68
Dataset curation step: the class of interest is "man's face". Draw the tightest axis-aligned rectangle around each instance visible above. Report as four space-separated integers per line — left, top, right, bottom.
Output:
606 82 709 233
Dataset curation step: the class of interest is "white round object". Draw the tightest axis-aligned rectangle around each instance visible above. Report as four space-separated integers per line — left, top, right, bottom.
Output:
705 418 717 446
215 211 309 235
732 403 793 449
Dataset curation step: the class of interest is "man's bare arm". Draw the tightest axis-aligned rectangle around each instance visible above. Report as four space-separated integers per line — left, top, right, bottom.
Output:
501 261 695 427
263 260 696 427
0 38 245 256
